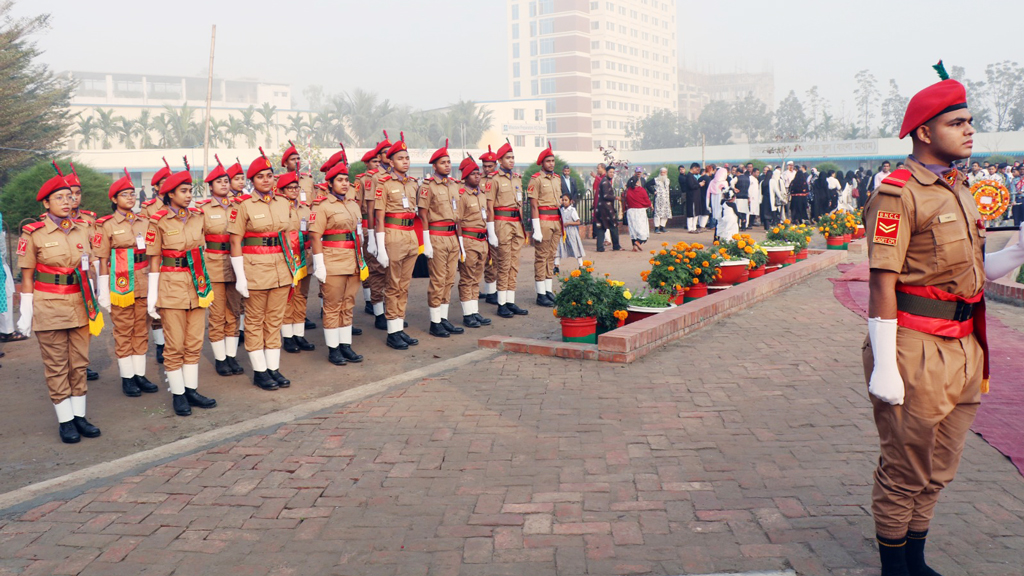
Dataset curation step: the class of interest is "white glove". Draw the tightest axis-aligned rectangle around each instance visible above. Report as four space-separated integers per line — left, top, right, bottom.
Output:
985 222 1024 280
357 221 363 240
532 218 543 243
16 293 32 337
147 272 160 319
458 236 466 262
98 275 111 311
313 252 327 283
867 317 904 405
375 232 389 268
230 256 249 298
487 222 499 247
367 230 378 257
423 231 434 259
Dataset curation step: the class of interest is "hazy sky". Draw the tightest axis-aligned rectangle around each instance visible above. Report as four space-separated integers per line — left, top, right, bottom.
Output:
14 0 1019 120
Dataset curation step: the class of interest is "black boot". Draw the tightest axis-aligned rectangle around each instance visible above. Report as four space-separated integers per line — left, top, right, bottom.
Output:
352 326 363 336
553 266 559 274
906 530 942 576
215 359 233 376
72 416 101 438
86 367 99 381
536 294 555 307
485 293 498 305
226 356 244 375
184 388 217 409
294 336 315 351
440 318 464 334
473 313 492 326
364 302 374 315
282 336 300 353
155 344 164 364
339 344 363 363
877 535 910 576
398 331 419 346
374 314 387 330
506 302 529 315
463 314 481 328
253 371 279 390
304 317 316 329
546 291 556 302
497 304 514 318
429 322 450 338
134 375 159 393
386 332 409 350
268 370 290 388
121 377 141 397
172 394 192 416
59 421 81 443
328 346 347 365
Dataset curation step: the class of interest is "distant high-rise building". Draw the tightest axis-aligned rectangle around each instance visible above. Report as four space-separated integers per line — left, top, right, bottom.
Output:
506 0 677 152
677 69 775 122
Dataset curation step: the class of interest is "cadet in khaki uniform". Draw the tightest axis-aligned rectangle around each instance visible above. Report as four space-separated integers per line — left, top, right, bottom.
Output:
373 134 420 350
282 142 317 335
17 174 102 444
142 158 172 363
278 175 315 353
59 163 101 382
196 158 244 377
95 170 158 397
486 142 529 318
528 144 561 307
862 65 988 576
419 140 466 338
310 162 365 366
146 167 217 417
478 146 499 305
359 134 393 329
455 156 493 328
228 151 299 391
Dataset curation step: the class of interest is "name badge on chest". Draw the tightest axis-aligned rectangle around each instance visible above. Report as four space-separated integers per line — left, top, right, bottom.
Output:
402 196 409 209
166 228 180 236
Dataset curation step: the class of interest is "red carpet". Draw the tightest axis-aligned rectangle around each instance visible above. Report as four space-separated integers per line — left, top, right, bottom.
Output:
832 264 1024 476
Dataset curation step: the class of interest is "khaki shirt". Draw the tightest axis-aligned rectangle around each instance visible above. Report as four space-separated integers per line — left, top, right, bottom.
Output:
373 172 419 216
360 169 382 224
94 210 150 294
310 193 362 276
17 217 93 331
145 207 207 310
458 187 488 230
527 171 561 206
298 174 314 201
227 191 298 290
140 198 165 219
485 170 524 209
864 158 986 298
196 197 235 283
418 175 460 225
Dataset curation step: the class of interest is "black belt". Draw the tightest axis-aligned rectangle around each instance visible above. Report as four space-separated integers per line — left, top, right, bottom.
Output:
161 256 189 268
896 291 974 322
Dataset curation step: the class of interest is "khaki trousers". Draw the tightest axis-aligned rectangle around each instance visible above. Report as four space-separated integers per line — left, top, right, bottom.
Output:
459 239 488 303
244 286 290 351
111 297 149 357
483 245 497 285
160 307 206 371
322 274 360 329
534 220 561 282
208 281 241 343
37 326 89 403
285 275 312 325
365 250 387 304
863 328 983 539
427 235 459 308
384 230 419 320
495 221 525 291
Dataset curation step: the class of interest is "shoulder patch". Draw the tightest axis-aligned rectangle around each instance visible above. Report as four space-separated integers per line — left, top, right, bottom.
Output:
22 222 44 234
16 236 28 256
872 211 901 246
420 186 430 198
96 214 114 224
195 199 212 205
80 210 97 217
152 209 168 220
882 169 912 188
92 232 103 248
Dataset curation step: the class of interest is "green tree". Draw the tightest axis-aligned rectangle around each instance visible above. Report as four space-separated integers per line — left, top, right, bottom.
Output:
804 86 824 139
853 69 879 135
625 108 692 149
444 100 494 148
696 101 733 145
73 115 98 150
982 60 1024 131
774 91 808 140
94 107 120 149
518 154 585 196
343 88 395 146
286 112 310 141
257 102 279 147
135 109 155 148
163 103 202 148
879 79 908 138
732 95 772 143
0 2 75 188
1 160 113 234
238 106 261 147
114 116 137 149
949 65 991 131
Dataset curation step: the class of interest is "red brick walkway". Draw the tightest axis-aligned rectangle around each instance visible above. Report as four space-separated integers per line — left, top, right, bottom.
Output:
2 269 1023 576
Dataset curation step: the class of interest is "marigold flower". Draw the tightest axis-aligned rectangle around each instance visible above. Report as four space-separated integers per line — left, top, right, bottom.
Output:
784 219 791 224
660 281 666 286
692 277 700 284
713 240 720 246
661 242 669 247
583 260 593 266
570 270 581 277
553 309 559 317
623 290 631 299
694 268 702 274
731 234 741 240
702 261 709 267
660 250 668 255
667 266 675 271
587 300 593 305
737 240 746 248
586 267 594 273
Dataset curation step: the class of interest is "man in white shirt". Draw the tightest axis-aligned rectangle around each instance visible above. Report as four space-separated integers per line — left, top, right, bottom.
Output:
871 161 892 190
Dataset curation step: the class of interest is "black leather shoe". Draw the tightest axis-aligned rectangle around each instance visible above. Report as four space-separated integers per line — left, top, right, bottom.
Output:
339 344 363 363
215 359 233 376
440 318 464 334
282 336 300 353
497 304 514 318
72 416 101 438
156 344 164 364
294 336 315 351
184 388 217 409
304 317 316 330
253 371 279 390
226 356 244 375
404 320 409 328
479 292 487 299
87 367 99 381
506 303 529 315
352 326 363 336
485 293 499 305
59 421 81 444
134 375 158 394
268 370 290 388
553 266 559 274
121 377 141 397
536 294 555 307
386 332 409 350
473 313 491 326
172 394 192 416
328 346 347 365
429 322 450 338
546 291 556 302
463 314 481 328
375 314 387 330
364 302 374 315
398 331 418 346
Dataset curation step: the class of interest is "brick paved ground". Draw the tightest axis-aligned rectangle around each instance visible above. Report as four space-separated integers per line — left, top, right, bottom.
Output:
3 267 1024 576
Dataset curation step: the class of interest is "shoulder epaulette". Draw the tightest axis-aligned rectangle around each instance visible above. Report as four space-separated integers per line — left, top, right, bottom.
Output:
189 207 203 214
882 169 912 188
367 169 378 175
299 200 309 207
195 199 212 206
513 172 521 178
37 212 46 220
274 192 288 199
379 174 392 182
79 210 97 217
73 218 88 224
136 213 150 220
459 188 466 195
487 170 499 177
22 222 44 234
424 175 435 181
96 214 114 224
356 172 366 178
142 198 158 206
531 172 541 179
236 194 252 202
312 196 326 205
152 209 169 220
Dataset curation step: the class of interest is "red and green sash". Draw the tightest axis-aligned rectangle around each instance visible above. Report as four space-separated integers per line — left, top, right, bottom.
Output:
75 267 105 336
353 229 369 282
280 230 307 286
185 247 214 308
109 247 137 307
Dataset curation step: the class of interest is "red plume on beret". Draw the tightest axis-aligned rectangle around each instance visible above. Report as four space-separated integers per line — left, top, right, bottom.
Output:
247 147 274 180
152 157 171 186
479 145 496 163
108 168 135 199
386 131 408 158
459 155 480 180
429 138 450 164
205 155 228 183
65 161 81 187
496 138 513 160
899 61 969 139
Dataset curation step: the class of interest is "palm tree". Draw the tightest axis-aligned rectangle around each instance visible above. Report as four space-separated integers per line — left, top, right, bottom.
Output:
208 118 230 147
152 113 173 148
94 108 120 149
239 106 260 147
135 109 155 148
74 115 98 149
256 102 279 147
308 111 335 147
115 116 137 149
163 103 202 148
286 112 310 141
226 115 255 148
342 89 394 146
445 100 494 148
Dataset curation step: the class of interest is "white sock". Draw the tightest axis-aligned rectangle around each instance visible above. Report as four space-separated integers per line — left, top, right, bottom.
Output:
54 398 74 423
429 307 442 323
485 281 496 295
440 303 449 320
265 348 281 371
166 369 186 395
152 328 165 345
554 258 561 266
363 288 372 302
461 300 474 317
211 340 227 361
117 357 134 378
282 323 294 338
535 281 546 295
132 354 147 377
70 395 86 418
577 258 583 266
545 278 553 293
506 291 516 304
324 327 340 347
339 325 352 345
238 315 245 331
373 302 385 316
497 291 508 305
183 364 199 390
698 215 708 227
387 318 402 334
225 336 239 357
293 323 305 338
249 349 267 372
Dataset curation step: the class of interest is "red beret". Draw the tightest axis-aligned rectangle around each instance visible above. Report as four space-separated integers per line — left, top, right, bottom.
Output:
159 171 192 195
320 146 348 173
536 142 554 165
226 162 243 179
315 182 328 191
899 79 968 139
386 132 408 159
276 171 299 190
430 139 450 164
65 162 81 188
459 156 480 180
479 145 496 163
151 158 171 186
360 147 378 164
38 175 71 201
247 152 274 180
370 131 392 158
326 162 349 182
108 168 135 199
496 141 513 160
205 164 227 183
281 141 299 167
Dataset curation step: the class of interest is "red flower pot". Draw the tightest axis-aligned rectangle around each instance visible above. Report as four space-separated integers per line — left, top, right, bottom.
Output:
784 253 796 266
765 264 782 274
684 282 708 302
826 236 846 250
561 316 597 344
843 233 852 244
795 248 808 261
748 265 765 279
853 226 865 239
670 290 686 305
765 246 793 266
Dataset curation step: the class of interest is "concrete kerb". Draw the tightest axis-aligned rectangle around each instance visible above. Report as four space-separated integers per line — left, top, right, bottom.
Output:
0 348 497 516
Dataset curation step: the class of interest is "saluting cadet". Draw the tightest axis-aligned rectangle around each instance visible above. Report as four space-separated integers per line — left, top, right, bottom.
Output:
17 172 103 443
142 157 172 364
278 172 315 354
478 145 499 305
310 162 365 366
419 139 465 338
95 169 158 397
455 156 492 328
146 163 217 417
373 133 420 350
863 62 988 576
529 143 561 307
228 150 299 391
196 157 244 377
486 141 529 318
359 133 393 330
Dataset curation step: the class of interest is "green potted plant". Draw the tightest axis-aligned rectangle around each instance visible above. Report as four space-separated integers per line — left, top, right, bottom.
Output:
553 261 604 343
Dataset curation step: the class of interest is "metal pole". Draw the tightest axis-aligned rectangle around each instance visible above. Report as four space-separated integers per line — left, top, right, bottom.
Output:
202 25 217 184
